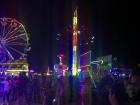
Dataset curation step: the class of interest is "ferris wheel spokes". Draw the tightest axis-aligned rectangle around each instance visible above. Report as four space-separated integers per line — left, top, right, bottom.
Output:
3 45 14 60
2 23 6 38
3 24 21 40
3 24 15 40
6 42 27 47
0 18 13 39
4 21 13 34
5 33 26 43
7 46 27 57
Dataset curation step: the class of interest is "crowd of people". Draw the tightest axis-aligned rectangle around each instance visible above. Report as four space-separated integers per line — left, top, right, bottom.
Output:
0 66 140 105
2 72 42 105
92 66 140 105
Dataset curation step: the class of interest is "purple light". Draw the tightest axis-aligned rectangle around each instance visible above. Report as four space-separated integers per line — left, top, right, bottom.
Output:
56 38 59 40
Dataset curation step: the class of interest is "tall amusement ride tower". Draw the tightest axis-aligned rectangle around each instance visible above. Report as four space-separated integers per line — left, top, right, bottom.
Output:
72 8 78 76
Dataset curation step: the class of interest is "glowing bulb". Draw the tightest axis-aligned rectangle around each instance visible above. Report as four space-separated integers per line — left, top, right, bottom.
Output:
91 36 95 39
91 41 94 43
78 31 80 34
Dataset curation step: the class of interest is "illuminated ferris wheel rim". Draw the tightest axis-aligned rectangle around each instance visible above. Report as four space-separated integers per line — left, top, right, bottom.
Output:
0 17 30 61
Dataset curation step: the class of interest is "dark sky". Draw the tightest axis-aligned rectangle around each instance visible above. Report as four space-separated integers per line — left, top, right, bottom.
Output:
0 0 139 72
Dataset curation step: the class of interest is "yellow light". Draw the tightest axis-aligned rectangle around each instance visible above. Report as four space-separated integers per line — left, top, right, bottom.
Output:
46 67 52 76
73 46 77 51
72 64 77 76
73 17 77 25
73 32 77 36
7 69 28 72
47 72 51 76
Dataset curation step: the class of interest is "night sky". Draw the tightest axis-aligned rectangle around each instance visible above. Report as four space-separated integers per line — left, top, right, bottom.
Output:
0 0 139 72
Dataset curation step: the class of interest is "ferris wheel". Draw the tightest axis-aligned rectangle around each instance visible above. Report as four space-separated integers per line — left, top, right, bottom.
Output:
0 17 30 62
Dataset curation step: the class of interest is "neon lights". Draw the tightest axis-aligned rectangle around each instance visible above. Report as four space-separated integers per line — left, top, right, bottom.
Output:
6 69 28 72
47 67 51 76
72 8 78 76
73 17 77 24
73 46 77 51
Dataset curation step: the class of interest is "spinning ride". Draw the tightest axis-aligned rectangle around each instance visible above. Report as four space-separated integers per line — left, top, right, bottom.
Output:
54 54 68 77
